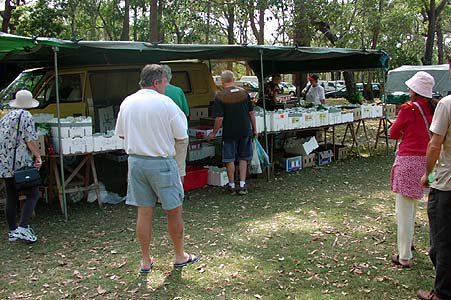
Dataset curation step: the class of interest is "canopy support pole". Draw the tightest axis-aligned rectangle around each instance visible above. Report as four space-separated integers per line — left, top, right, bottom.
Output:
259 49 270 181
53 46 68 221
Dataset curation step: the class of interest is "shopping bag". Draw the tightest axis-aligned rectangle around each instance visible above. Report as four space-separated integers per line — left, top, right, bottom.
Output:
255 137 270 168
249 139 262 174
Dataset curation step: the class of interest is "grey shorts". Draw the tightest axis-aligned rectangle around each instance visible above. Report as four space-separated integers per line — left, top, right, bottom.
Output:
126 155 184 210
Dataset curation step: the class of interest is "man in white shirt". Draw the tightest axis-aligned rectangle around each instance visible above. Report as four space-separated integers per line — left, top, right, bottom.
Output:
115 64 198 273
418 55 451 300
303 74 326 105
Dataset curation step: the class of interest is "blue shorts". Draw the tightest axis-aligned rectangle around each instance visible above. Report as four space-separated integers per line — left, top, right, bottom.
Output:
222 136 253 163
126 155 184 210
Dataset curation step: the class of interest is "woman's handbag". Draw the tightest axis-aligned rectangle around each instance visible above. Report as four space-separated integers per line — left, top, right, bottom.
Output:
12 111 41 189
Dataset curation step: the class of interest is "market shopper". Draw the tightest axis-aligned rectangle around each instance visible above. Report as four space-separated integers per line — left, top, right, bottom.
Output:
302 74 325 105
417 56 451 300
162 65 190 117
162 64 189 182
0 90 42 243
207 70 257 195
115 64 198 273
257 74 282 110
389 71 435 269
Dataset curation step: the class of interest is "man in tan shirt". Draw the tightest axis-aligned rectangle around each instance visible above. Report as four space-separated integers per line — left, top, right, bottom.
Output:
418 55 451 300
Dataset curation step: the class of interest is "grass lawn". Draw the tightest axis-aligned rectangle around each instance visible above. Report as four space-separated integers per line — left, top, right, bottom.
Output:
0 127 435 300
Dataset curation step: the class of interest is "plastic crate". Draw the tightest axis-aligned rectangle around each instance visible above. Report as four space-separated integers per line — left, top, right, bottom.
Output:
183 166 208 191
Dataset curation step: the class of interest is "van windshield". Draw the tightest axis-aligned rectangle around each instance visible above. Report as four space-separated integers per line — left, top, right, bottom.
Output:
0 70 45 107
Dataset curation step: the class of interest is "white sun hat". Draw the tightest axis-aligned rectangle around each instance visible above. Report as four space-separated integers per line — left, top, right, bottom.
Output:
8 90 39 109
405 71 435 98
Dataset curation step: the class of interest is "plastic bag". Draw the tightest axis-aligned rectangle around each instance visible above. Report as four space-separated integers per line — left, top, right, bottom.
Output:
249 139 262 174
255 137 270 168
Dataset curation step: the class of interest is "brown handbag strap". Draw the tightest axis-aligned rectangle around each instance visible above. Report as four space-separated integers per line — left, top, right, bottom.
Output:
412 101 432 139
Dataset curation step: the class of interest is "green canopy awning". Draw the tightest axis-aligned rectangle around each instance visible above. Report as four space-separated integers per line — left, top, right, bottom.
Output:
0 33 389 75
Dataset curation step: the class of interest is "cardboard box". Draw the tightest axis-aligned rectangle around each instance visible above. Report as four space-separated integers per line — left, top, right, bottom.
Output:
270 111 289 132
284 136 319 156
386 104 397 118
316 149 334 166
207 167 228 186
341 112 354 123
275 155 302 172
190 106 210 121
361 105 372 119
36 135 46 156
371 105 383 118
328 112 342 125
302 153 316 168
318 111 329 126
287 112 303 130
303 112 315 128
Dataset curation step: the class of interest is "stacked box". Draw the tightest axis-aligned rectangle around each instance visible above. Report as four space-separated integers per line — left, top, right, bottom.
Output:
49 118 92 138
255 114 265 133
318 111 329 126
371 105 383 118
288 112 304 130
275 155 303 172
351 108 362 120
303 112 315 128
328 112 342 125
302 153 316 168
316 149 334 166
361 105 372 119
386 104 397 118
52 136 94 155
333 145 349 160
312 111 321 127
93 134 124 151
270 111 289 132
341 112 354 123
190 106 210 121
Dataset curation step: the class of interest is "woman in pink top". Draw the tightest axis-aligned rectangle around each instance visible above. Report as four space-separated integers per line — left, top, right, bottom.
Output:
389 71 435 268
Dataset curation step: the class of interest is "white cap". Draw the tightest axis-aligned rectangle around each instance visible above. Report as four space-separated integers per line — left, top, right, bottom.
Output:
405 71 435 98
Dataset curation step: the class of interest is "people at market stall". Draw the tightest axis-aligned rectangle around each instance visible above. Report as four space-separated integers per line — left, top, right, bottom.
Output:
207 70 257 195
162 65 190 117
417 55 451 300
389 71 435 269
115 64 198 273
257 74 282 110
302 74 325 105
162 64 189 182
0 90 42 243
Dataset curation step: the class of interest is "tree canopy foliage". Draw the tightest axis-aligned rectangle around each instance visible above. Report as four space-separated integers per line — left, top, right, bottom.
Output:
1 0 450 69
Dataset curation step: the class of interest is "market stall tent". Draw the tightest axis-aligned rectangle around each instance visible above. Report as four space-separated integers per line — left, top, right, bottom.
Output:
385 64 451 97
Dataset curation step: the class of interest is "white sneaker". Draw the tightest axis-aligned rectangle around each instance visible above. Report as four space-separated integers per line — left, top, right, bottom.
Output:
8 229 18 242
13 226 38 243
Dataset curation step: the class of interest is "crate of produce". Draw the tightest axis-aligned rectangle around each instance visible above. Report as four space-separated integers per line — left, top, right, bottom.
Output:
190 106 210 121
188 126 222 139
274 155 302 172
302 153 316 168
48 117 92 138
183 166 208 191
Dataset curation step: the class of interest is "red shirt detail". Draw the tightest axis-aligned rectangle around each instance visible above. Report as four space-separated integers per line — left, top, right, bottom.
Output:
389 98 433 156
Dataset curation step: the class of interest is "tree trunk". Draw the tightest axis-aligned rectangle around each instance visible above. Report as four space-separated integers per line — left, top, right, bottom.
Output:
149 0 158 42
133 5 138 41
205 1 211 44
436 17 444 64
158 0 164 42
293 1 311 95
422 0 448 65
1 0 13 33
120 0 130 41
249 2 265 45
423 0 436 65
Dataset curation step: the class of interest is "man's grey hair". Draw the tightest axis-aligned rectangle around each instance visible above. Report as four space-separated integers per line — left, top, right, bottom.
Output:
161 65 172 82
221 70 235 83
139 64 167 88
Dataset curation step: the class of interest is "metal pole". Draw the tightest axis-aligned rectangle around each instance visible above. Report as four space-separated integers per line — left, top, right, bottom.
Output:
259 49 270 181
53 46 68 221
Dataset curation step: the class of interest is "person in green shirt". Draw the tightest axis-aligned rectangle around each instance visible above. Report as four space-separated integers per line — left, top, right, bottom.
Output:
162 65 189 116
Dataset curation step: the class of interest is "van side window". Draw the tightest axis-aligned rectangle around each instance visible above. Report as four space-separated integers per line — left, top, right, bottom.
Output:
90 70 140 106
172 71 192 94
38 74 83 104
